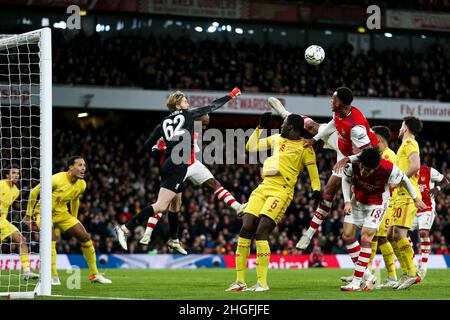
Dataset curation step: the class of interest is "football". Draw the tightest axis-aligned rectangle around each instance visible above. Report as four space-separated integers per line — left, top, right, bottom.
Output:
305 45 325 65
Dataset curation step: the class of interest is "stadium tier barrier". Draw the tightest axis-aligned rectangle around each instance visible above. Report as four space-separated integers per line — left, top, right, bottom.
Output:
1 254 449 270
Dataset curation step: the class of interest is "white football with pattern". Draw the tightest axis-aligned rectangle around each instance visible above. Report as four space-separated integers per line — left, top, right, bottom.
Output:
305 45 325 65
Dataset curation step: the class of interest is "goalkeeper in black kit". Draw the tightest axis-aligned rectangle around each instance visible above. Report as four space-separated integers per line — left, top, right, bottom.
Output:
115 88 241 250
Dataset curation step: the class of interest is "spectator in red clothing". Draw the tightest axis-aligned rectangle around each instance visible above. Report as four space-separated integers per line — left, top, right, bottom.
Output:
309 240 324 268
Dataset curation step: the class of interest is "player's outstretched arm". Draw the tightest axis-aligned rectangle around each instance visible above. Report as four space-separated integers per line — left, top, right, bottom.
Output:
190 87 241 118
306 164 323 206
245 128 272 152
268 97 291 119
144 124 163 150
396 169 427 210
304 119 335 148
341 165 353 205
303 145 322 204
246 112 274 152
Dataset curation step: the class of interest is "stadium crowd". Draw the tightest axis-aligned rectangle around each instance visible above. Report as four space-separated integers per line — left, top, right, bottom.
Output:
52 32 450 102
47 118 450 256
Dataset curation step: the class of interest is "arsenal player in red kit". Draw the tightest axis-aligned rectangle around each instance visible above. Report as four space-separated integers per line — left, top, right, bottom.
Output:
296 87 379 250
411 165 449 279
340 147 427 291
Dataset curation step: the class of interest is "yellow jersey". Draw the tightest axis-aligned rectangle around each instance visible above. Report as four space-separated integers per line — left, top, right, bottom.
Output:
396 138 421 199
381 147 397 164
0 180 20 221
26 172 86 218
381 147 398 205
246 127 320 194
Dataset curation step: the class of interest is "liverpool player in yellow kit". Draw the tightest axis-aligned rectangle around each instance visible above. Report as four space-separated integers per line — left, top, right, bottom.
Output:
388 117 423 290
25 156 111 284
0 165 39 280
226 113 322 292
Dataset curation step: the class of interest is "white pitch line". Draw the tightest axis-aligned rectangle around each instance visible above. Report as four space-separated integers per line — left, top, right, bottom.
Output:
51 294 148 300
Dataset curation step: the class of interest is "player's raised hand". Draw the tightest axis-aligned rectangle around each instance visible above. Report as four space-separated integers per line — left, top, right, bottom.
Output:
413 198 428 211
267 97 291 118
343 202 352 215
303 138 315 147
333 157 350 173
258 112 272 128
228 87 241 99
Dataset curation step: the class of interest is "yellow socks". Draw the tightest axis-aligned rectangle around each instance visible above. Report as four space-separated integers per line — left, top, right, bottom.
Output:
81 240 98 276
52 241 58 277
379 242 397 279
20 254 30 272
392 240 408 275
235 237 251 283
397 238 416 276
367 240 378 269
255 240 270 288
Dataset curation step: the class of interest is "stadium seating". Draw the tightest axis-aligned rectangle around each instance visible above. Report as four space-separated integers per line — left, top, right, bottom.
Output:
22 120 445 256
52 32 450 101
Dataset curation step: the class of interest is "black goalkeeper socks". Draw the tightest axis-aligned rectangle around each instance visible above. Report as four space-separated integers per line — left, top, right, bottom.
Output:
168 211 179 239
125 205 155 231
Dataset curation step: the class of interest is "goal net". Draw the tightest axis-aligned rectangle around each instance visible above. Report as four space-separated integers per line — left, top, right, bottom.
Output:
0 28 52 298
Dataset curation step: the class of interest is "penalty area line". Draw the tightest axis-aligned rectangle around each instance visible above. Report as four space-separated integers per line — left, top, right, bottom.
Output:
51 294 148 300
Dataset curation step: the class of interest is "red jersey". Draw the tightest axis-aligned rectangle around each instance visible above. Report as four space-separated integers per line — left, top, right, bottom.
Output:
334 106 378 157
156 132 198 166
351 159 394 205
418 165 444 213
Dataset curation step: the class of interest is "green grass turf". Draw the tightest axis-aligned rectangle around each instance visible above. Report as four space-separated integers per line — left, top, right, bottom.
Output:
14 268 447 300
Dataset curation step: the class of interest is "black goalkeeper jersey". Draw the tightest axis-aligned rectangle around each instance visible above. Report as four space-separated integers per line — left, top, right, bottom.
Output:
144 94 231 171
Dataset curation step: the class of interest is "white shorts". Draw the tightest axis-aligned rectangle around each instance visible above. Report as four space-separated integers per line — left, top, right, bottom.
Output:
184 160 214 186
318 124 344 178
344 200 387 230
411 210 435 231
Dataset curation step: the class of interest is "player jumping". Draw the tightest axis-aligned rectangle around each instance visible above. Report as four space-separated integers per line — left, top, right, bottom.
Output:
139 114 246 254
226 112 321 292
268 87 378 250
115 88 241 250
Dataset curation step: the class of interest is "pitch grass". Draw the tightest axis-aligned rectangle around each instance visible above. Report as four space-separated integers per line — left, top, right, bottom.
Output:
25 268 450 300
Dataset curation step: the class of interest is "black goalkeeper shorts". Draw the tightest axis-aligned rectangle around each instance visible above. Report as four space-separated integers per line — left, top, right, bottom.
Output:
160 164 187 193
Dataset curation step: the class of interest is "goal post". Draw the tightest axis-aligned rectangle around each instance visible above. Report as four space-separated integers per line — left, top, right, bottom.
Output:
0 28 52 297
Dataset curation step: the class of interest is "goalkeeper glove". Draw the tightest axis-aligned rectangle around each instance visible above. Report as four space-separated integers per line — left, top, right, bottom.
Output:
312 190 324 207
259 112 272 128
228 87 241 98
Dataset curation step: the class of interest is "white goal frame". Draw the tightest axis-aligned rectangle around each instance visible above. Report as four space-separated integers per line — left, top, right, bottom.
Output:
0 27 52 297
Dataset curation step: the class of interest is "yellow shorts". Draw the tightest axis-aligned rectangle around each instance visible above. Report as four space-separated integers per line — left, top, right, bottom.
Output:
0 219 20 241
52 212 79 233
392 197 417 229
377 205 393 237
245 182 292 224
